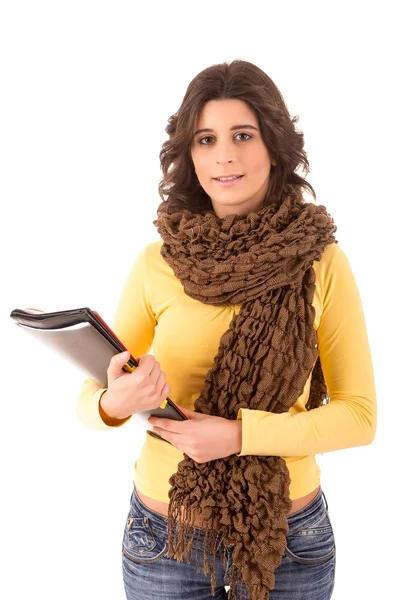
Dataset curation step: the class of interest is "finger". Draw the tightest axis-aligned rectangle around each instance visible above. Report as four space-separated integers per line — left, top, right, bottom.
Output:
149 360 161 380
155 370 167 397
174 407 205 420
160 382 171 400
137 355 159 377
151 428 197 462
152 427 173 446
155 371 171 402
152 428 186 452
149 417 184 433
107 351 130 382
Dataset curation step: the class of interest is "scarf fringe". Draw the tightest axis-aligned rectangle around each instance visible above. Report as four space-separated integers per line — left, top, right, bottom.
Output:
165 500 271 600
165 501 225 595
227 564 271 600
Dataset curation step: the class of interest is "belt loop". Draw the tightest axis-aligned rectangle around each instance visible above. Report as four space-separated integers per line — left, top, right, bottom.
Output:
321 489 329 512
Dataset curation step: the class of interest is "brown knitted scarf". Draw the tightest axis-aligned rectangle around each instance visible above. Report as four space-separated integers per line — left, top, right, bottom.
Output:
153 188 337 600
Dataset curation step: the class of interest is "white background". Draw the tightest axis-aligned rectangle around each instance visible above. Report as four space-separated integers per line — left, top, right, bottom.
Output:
1 1 398 598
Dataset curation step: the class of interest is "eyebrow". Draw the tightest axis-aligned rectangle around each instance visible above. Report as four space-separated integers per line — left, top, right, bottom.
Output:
193 124 259 136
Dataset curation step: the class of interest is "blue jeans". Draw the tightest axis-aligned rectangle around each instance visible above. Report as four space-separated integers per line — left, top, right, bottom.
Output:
122 483 336 599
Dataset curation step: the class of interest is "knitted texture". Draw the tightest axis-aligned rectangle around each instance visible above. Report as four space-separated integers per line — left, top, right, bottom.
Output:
153 188 337 599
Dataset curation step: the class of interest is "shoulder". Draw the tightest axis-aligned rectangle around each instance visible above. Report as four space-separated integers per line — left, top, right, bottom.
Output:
133 239 175 282
313 241 358 310
134 239 163 266
144 238 163 258
314 242 350 279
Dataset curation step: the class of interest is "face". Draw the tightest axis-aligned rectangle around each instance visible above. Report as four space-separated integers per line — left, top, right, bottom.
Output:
190 99 276 218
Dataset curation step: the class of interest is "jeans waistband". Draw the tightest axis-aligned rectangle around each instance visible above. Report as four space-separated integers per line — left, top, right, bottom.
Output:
286 486 328 527
131 485 168 527
130 484 328 533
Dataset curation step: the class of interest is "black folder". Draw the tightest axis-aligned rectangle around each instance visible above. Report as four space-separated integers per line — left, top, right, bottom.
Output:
10 307 187 434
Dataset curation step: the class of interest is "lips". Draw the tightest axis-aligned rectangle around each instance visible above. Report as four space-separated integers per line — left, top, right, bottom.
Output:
213 175 244 187
213 174 243 180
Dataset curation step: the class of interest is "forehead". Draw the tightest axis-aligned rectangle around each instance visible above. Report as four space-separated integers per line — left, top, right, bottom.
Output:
194 99 257 128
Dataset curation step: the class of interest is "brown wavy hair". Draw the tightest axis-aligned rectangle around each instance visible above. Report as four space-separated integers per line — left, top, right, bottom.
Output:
157 59 317 213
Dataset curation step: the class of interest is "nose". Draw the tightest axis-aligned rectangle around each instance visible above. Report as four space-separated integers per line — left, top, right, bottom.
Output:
216 154 234 166
215 140 236 165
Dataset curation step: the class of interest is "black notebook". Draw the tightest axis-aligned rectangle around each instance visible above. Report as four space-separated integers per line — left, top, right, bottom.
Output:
10 307 187 437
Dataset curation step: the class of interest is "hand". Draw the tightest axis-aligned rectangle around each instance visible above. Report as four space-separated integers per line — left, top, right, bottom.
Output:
101 353 171 420
148 406 242 463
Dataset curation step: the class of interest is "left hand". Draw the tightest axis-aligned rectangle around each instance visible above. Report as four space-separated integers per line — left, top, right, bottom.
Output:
148 407 242 464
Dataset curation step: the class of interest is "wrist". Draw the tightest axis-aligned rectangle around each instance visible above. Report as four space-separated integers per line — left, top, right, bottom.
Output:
99 391 131 426
232 420 242 455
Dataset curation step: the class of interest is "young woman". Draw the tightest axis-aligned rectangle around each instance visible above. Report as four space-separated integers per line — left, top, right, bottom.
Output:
77 59 377 600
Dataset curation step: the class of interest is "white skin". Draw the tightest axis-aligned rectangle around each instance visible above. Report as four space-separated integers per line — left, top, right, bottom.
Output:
106 101 277 460
147 99 280 460
190 98 276 218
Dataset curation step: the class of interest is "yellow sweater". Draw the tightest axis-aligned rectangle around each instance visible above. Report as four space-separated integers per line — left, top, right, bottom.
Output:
76 239 377 501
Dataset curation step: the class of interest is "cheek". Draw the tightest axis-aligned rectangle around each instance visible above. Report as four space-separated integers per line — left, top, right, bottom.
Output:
248 152 272 178
192 154 209 179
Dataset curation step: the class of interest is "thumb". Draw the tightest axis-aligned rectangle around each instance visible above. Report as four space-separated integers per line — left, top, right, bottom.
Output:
107 351 130 384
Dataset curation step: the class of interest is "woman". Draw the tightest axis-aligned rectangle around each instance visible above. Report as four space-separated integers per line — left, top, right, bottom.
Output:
77 59 377 600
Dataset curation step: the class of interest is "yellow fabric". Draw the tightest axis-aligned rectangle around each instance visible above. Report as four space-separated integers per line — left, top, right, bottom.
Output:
76 239 377 501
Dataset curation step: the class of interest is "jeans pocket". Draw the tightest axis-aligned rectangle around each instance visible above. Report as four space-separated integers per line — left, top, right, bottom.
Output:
122 508 168 564
284 510 336 565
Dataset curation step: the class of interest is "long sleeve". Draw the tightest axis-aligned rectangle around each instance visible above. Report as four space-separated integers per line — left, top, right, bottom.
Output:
76 245 156 430
237 243 377 457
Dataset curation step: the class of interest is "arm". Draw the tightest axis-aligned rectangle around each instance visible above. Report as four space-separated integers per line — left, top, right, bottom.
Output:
76 245 156 430
236 243 377 457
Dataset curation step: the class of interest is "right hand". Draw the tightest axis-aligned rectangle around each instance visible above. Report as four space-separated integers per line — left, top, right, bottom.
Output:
99 352 171 421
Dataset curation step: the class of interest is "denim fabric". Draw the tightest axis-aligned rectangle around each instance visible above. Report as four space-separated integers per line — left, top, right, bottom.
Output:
122 483 336 599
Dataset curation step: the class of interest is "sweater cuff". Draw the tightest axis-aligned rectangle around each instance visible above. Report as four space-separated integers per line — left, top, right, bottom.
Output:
235 408 243 455
235 408 276 456
98 393 132 427
76 382 131 430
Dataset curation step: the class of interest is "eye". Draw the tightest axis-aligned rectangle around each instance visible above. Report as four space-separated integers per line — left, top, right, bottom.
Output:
235 133 252 142
198 133 252 145
198 135 213 145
